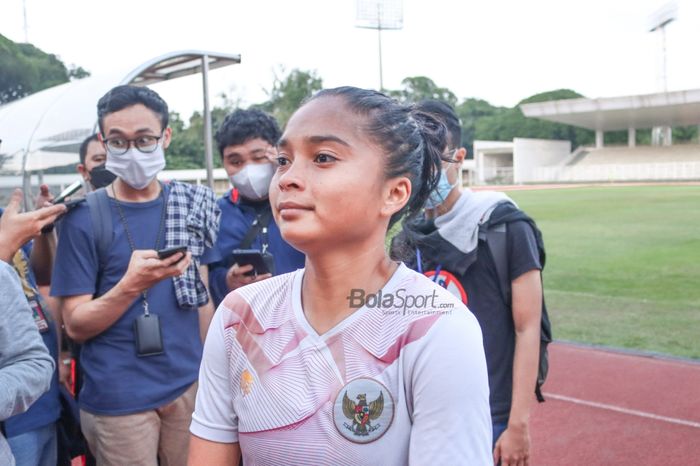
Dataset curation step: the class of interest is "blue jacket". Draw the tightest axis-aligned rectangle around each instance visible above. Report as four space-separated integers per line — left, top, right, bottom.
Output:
209 190 305 307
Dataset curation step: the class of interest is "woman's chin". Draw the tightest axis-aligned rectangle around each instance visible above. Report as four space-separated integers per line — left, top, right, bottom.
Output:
278 224 318 252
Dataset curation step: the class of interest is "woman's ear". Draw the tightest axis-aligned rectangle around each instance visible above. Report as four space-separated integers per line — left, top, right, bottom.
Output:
453 147 466 163
381 176 411 219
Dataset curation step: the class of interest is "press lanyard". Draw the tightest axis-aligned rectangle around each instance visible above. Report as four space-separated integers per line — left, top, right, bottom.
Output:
415 248 442 283
112 184 167 316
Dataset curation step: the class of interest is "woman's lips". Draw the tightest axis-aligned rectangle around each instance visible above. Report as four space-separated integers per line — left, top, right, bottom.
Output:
277 201 313 218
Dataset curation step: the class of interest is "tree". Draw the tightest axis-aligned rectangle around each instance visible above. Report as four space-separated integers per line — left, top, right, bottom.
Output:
68 65 91 80
166 106 233 169
0 34 88 104
456 98 506 157
388 76 457 107
256 68 323 126
475 89 594 149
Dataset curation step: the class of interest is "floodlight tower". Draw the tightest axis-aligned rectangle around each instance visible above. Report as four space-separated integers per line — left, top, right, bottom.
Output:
23 0 29 42
355 0 403 91
648 1 677 146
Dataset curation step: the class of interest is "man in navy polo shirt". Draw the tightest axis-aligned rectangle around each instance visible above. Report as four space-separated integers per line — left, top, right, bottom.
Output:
51 85 220 466
209 109 305 307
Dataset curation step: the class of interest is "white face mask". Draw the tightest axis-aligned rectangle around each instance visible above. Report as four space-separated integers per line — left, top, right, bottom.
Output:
106 145 166 190
230 163 276 201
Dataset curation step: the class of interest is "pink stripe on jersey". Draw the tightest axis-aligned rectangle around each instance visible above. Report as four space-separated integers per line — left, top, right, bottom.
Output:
221 292 265 333
324 313 441 381
222 290 308 379
377 314 441 365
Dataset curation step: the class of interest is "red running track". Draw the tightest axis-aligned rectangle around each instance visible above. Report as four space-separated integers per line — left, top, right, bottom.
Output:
530 342 700 465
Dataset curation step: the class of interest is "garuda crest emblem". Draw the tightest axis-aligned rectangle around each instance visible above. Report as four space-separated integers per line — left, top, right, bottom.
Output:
333 378 394 444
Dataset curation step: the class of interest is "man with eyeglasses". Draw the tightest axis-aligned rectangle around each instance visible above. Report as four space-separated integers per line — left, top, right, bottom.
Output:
50 85 221 466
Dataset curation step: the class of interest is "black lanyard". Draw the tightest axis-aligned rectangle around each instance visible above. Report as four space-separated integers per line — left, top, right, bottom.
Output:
112 184 167 316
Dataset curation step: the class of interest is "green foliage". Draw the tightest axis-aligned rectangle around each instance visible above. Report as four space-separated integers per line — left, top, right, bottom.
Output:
672 125 698 143
456 98 507 156
255 68 323 127
518 88 584 105
475 89 594 148
0 34 84 104
387 76 458 107
165 107 232 169
68 65 91 80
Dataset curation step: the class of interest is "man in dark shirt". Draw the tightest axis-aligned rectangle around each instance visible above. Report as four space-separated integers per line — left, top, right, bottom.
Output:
391 100 543 466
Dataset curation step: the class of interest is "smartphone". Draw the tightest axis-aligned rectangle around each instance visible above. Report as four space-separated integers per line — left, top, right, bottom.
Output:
52 180 83 204
157 246 187 261
231 249 273 276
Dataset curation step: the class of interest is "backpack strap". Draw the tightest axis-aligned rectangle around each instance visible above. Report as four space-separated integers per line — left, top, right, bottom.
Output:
480 203 551 403
479 222 510 307
239 208 273 250
85 188 112 294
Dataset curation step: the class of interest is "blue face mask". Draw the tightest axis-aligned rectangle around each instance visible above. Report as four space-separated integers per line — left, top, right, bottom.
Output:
424 169 457 209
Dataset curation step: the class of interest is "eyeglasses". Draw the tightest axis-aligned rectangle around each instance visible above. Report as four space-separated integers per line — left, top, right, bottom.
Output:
103 134 163 155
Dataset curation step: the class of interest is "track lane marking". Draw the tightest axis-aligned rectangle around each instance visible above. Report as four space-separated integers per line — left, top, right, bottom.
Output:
544 392 700 429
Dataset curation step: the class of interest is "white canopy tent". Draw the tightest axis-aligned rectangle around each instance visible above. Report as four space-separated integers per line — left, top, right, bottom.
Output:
0 50 241 195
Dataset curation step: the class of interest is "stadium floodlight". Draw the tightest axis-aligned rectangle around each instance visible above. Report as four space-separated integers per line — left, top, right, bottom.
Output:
356 0 404 90
648 1 678 92
648 1 677 32
648 1 678 146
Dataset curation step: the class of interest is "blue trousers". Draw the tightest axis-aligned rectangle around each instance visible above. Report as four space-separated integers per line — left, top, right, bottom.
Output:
7 423 57 466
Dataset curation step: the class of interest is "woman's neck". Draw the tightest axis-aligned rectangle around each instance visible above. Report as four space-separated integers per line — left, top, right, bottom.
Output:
301 234 398 335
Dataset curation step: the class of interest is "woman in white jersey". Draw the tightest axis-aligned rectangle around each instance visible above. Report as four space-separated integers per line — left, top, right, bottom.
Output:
188 87 492 465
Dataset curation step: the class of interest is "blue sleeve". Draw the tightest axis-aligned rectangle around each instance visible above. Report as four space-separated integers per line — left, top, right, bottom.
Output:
50 206 99 297
200 244 221 266
507 220 542 282
208 263 229 307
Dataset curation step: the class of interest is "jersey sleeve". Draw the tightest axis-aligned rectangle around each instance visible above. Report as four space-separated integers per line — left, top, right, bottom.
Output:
50 206 100 297
406 310 492 465
190 305 239 443
507 220 542 282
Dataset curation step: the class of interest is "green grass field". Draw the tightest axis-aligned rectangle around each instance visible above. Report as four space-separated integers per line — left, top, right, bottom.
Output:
507 185 700 359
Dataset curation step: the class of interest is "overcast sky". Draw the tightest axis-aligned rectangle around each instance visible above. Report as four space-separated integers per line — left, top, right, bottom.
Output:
2 0 699 117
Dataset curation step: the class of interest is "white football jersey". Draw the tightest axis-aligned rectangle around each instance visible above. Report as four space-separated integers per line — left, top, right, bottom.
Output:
191 263 491 465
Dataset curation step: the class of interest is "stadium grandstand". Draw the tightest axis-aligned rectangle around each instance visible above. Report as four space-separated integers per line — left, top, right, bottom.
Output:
469 88 700 184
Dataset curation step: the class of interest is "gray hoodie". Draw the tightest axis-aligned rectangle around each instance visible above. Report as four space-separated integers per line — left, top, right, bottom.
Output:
0 260 55 466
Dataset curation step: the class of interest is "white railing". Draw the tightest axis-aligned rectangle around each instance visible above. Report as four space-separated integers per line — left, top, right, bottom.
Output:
533 162 700 182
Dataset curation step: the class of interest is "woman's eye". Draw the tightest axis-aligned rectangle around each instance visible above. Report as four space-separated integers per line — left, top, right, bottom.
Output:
314 153 336 163
276 156 290 166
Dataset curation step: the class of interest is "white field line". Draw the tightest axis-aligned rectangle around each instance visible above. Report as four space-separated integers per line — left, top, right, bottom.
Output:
544 392 700 429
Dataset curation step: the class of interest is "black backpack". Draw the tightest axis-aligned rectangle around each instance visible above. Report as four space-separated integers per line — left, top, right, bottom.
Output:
478 202 552 402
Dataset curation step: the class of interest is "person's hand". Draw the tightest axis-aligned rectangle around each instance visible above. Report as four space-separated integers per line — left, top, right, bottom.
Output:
119 250 192 295
0 189 67 262
493 423 530 466
225 263 272 290
58 351 74 393
34 184 55 209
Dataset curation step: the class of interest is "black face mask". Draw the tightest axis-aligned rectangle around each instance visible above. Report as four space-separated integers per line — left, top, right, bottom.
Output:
89 164 117 189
